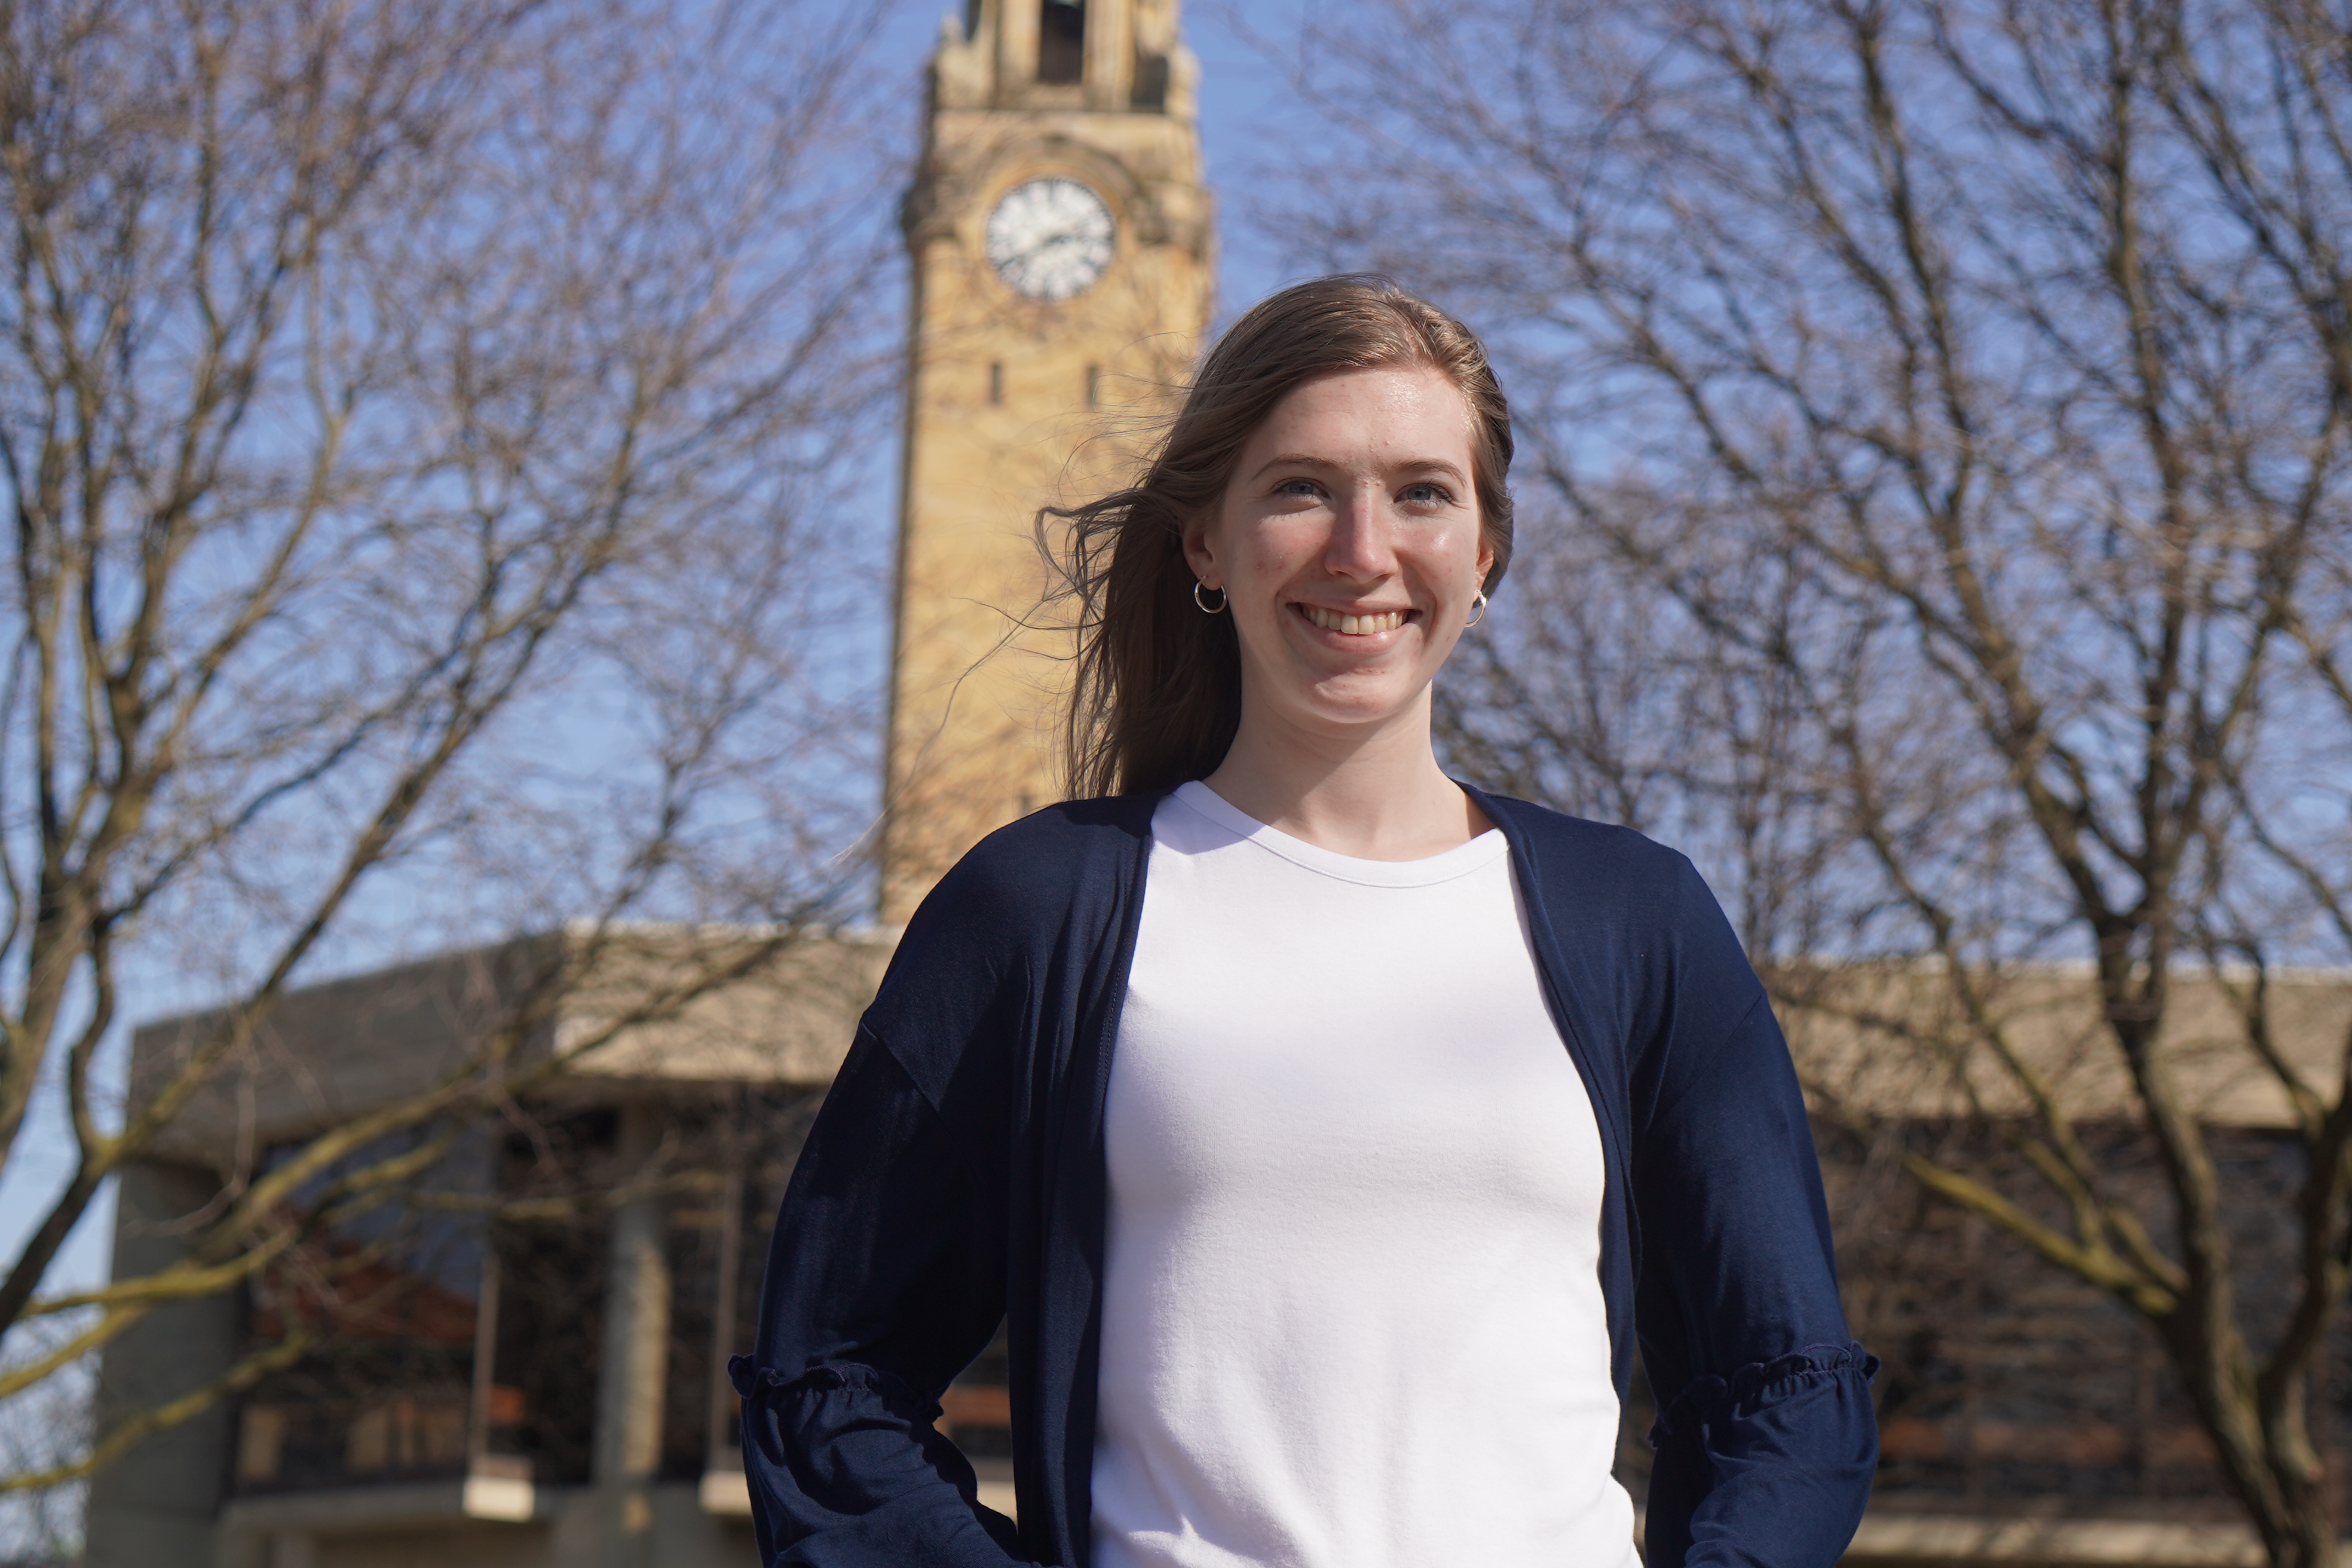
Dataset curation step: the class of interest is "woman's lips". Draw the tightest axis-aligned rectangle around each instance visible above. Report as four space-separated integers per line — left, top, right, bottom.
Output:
1296 603 1410 636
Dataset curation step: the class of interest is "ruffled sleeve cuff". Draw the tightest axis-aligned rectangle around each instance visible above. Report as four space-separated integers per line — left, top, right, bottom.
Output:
729 1356 1025 1566
730 1355 940 1419
1643 1342 1879 1568
1648 1340 1878 1448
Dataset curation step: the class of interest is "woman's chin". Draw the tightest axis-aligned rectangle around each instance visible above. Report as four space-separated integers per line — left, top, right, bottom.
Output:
1263 679 1429 736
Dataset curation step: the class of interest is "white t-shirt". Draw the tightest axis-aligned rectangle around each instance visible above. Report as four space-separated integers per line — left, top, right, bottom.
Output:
1091 782 1639 1568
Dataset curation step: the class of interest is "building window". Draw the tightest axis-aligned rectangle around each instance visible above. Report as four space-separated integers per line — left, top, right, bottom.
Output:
988 362 1004 405
1039 0 1085 84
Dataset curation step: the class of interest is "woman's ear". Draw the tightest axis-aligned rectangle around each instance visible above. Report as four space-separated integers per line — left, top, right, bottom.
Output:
1476 537 1496 592
1181 514 1221 589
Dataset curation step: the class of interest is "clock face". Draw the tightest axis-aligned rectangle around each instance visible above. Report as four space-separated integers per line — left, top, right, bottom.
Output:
985 178 1115 302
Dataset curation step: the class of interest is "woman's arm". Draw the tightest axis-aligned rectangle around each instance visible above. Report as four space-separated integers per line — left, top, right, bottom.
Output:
732 1021 1028 1567
1633 863 1879 1568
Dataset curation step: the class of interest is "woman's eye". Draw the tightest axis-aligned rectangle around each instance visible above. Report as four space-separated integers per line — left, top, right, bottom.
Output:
1275 477 1324 499
1401 482 1451 505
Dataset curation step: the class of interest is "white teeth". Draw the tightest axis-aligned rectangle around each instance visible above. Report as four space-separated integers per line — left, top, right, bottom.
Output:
1304 606 1405 633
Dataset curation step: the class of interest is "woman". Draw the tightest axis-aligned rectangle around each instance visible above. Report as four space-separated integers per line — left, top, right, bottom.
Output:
731 277 1878 1568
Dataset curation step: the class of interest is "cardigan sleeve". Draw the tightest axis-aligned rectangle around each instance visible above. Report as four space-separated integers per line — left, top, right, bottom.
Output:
1631 860 1879 1568
731 1019 1030 1567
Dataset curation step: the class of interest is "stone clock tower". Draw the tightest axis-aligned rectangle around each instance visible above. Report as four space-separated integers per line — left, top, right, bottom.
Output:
880 0 1214 924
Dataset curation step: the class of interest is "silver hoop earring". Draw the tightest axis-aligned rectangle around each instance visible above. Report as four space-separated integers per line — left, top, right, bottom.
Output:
1193 580 1229 614
1465 590 1489 628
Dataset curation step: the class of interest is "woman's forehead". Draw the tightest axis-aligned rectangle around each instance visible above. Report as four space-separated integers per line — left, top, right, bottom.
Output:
1245 365 1478 460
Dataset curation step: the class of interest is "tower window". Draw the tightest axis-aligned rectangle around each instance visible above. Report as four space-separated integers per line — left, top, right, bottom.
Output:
1132 49 1169 111
988 362 1004 405
1039 0 1085 84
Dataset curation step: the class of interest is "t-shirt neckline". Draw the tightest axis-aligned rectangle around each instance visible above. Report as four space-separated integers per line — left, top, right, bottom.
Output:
1168 780 1510 889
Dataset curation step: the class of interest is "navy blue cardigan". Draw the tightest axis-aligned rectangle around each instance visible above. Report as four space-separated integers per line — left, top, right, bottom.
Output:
733 788 1878 1567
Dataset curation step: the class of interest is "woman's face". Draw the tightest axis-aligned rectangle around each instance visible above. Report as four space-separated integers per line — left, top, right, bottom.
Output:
1184 363 1494 741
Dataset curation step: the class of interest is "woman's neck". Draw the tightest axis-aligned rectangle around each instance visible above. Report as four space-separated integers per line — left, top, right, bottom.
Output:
1199 696 1492 860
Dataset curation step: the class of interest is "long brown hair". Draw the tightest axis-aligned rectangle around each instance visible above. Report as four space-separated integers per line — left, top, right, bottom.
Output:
1048 274 1515 799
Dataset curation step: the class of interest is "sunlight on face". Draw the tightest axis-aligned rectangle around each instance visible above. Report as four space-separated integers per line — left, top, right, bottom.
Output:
1185 364 1493 741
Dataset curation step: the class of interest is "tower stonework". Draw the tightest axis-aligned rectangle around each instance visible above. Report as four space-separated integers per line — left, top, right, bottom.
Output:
881 0 1213 924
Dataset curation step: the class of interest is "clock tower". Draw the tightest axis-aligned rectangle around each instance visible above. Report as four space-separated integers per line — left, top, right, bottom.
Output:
880 0 1214 924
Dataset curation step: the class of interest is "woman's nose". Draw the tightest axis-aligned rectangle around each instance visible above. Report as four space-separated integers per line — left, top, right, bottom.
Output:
1324 488 1398 580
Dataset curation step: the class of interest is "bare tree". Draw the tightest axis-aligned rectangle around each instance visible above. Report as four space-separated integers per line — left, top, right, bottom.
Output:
0 0 898 1503
0 1311 91 1559
1262 1 2352 1561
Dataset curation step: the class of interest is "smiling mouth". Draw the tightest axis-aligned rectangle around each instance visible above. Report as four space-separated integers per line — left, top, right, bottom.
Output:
1298 604 1410 635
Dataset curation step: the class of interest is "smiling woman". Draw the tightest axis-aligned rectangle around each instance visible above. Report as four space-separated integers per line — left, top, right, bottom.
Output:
730 277 1880 1568
1058 278 1515 822
1172 360 1493 856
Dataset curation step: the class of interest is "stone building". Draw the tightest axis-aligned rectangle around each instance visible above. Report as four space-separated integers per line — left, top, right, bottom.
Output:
85 931 889 1568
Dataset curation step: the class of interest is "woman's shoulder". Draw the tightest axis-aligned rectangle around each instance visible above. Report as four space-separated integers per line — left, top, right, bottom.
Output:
1466 786 1699 886
928 793 1156 910
1469 787 1765 1045
863 795 1161 1080
1468 786 1746 951
887 792 1160 964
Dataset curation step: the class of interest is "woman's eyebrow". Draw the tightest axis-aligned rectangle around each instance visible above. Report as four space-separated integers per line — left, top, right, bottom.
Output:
1245 454 1471 483
1398 458 1469 482
1245 452 1339 482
